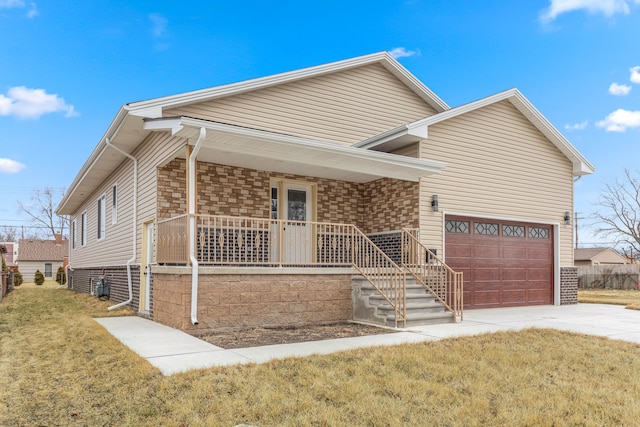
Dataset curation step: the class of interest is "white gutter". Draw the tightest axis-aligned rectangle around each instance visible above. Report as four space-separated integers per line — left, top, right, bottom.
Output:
106 138 138 311
189 127 207 325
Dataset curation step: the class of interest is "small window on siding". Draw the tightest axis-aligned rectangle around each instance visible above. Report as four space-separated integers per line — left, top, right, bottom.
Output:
112 184 118 225
529 227 549 239
445 220 470 233
44 263 52 278
474 222 499 236
81 212 87 246
503 225 525 238
71 219 76 249
97 195 106 240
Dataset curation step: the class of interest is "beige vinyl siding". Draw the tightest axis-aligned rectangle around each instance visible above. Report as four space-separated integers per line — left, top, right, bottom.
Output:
134 132 186 262
69 158 135 268
419 100 575 266
165 63 437 146
18 261 63 282
69 132 186 268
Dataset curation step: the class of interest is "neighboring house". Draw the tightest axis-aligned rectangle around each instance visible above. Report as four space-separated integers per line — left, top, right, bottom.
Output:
574 248 628 266
17 234 68 281
56 52 594 332
0 242 18 268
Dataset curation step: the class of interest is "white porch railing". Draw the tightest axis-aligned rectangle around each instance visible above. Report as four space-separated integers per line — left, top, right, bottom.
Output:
156 214 407 327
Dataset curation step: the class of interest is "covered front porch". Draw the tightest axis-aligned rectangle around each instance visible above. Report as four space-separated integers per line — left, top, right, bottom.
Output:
145 117 462 330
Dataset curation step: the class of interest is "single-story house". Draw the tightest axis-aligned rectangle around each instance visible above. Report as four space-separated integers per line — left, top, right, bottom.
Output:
56 52 594 331
574 247 627 266
17 234 68 281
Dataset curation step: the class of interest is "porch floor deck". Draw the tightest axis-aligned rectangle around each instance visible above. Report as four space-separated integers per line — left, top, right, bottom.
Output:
95 303 640 376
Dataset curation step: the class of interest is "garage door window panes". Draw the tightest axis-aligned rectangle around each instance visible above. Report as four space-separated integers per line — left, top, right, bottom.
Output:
474 222 498 235
445 220 469 233
529 227 549 239
503 225 525 237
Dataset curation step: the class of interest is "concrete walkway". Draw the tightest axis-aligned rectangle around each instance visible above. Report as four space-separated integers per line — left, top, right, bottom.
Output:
95 303 640 376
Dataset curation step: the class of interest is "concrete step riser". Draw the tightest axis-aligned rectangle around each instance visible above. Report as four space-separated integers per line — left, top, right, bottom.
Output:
352 275 455 328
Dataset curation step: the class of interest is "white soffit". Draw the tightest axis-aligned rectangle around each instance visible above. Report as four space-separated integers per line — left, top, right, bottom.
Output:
146 117 447 183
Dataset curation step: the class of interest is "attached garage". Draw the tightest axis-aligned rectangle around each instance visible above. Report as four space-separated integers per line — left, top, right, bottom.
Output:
444 215 554 309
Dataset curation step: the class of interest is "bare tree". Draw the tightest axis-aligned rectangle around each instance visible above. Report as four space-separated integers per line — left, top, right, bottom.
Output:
17 187 68 240
593 169 640 257
0 226 18 242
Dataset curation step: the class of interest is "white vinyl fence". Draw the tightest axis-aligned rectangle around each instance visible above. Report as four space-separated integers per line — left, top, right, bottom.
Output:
577 265 640 290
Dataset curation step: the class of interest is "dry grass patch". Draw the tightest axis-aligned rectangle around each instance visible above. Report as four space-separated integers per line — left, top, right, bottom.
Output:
579 289 640 310
2 286 640 426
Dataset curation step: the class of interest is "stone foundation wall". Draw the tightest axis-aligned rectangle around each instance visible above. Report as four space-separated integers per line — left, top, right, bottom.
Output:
153 271 354 332
560 266 578 305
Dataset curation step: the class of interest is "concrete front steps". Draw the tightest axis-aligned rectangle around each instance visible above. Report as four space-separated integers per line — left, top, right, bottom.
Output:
352 275 455 328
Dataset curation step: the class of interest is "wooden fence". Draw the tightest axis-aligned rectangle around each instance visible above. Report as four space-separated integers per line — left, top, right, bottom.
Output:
577 265 640 290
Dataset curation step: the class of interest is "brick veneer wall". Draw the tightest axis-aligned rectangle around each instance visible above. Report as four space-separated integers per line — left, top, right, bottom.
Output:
362 178 419 233
69 266 146 313
158 159 373 229
153 271 354 331
560 266 578 305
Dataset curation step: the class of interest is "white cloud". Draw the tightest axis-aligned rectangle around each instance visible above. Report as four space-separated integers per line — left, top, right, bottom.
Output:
0 86 78 119
609 82 632 95
149 13 168 38
540 0 640 23
389 47 420 59
630 66 640 83
565 121 589 130
596 109 640 132
0 158 25 174
26 2 37 18
0 0 25 8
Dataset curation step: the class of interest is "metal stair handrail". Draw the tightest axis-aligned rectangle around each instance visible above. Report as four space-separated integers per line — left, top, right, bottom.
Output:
350 226 407 328
401 228 463 322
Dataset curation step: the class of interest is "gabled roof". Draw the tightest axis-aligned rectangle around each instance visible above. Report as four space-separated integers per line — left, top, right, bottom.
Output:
126 51 450 118
357 88 595 176
57 52 450 215
17 239 68 262
574 247 625 262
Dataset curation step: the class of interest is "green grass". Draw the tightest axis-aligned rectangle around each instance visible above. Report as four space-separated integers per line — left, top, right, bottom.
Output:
2 286 640 426
578 289 640 310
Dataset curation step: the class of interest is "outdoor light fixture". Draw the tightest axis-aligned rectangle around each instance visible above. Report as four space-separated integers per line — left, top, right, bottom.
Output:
432 195 439 212
564 211 571 225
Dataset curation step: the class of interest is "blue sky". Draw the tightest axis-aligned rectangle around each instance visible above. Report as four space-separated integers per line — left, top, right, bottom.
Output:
0 0 639 244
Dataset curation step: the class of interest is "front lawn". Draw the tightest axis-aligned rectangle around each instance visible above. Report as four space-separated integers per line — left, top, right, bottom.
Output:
2 287 640 426
578 289 640 310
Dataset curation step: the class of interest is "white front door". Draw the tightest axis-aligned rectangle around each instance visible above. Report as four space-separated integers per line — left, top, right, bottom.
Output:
283 183 313 263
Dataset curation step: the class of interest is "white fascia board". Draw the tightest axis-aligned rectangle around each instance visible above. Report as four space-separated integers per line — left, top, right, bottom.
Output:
143 117 184 135
126 51 449 116
175 117 446 179
353 122 429 150
56 106 130 215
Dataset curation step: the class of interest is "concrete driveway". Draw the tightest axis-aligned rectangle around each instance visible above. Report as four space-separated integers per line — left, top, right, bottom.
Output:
95 303 640 376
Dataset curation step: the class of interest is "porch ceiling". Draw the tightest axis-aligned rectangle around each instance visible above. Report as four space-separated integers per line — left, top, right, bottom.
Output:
149 117 447 183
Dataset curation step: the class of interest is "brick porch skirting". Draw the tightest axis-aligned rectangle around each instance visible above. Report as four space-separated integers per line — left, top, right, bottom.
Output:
560 266 578 305
152 268 354 332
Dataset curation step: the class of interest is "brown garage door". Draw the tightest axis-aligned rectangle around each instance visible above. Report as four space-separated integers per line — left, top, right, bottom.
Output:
445 216 553 309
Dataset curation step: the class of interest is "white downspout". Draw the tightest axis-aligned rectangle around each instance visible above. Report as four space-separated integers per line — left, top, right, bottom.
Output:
189 127 206 325
106 138 138 311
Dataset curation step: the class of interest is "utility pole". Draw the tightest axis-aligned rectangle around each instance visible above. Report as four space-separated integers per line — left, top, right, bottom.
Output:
575 212 578 249
574 212 585 249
